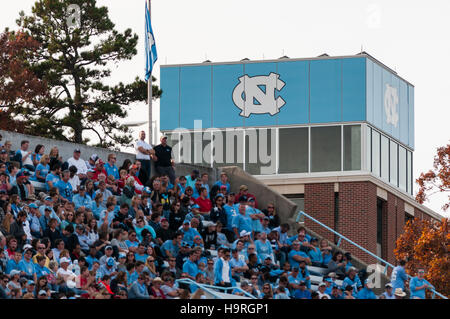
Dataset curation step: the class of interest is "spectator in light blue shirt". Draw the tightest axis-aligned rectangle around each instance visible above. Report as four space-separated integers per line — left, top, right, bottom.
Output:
179 219 201 247
104 154 120 180
356 279 377 299
342 267 362 297
18 249 35 279
308 238 323 267
255 232 273 262
28 203 43 238
72 186 93 211
391 260 408 290
214 172 230 193
410 268 434 299
45 163 61 191
232 204 253 238
182 251 199 280
56 170 73 202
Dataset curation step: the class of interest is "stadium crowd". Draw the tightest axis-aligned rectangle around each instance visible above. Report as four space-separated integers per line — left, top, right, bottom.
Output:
0 132 433 299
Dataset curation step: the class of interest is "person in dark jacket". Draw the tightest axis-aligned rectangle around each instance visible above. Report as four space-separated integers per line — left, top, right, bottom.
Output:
61 224 80 254
210 195 227 227
10 211 27 247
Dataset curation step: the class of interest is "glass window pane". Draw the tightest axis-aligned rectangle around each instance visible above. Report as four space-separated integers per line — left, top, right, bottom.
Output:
366 126 371 172
399 146 407 192
371 130 380 176
407 151 412 195
381 135 389 181
311 126 341 172
245 128 276 175
213 129 244 169
279 127 308 173
390 141 398 186
344 125 361 171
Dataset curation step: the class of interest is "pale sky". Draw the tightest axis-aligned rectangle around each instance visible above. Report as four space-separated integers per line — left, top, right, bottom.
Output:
1 0 449 217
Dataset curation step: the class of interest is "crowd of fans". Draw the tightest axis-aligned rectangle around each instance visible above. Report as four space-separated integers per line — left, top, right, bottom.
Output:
0 133 433 299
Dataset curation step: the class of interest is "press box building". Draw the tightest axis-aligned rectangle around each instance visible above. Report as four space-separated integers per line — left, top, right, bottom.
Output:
159 52 442 264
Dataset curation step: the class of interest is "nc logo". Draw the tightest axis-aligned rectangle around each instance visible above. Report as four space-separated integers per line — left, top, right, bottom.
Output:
232 73 286 117
384 84 399 127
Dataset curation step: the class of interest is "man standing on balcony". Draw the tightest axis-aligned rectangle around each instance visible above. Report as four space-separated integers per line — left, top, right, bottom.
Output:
135 131 154 181
153 136 176 185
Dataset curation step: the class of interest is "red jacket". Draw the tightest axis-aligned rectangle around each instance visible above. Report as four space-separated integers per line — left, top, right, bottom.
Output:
195 196 212 213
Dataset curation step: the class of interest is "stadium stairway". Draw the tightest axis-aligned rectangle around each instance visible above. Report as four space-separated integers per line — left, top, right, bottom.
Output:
220 166 447 299
220 166 390 296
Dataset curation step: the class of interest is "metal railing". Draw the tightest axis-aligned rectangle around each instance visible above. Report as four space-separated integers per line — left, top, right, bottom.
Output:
175 278 256 299
296 210 448 300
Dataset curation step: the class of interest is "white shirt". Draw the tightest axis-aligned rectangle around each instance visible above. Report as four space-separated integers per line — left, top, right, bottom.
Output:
23 219 32 241
67 157 88 175
69 175 81 191
221 258 230 283
135 139 152 160
20 150 33 166
57 267 77 281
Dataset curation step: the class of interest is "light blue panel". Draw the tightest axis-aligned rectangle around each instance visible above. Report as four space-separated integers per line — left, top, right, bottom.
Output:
342 58 366 121
381 69 393 136
391 76 401 141
399 80 408 145
180 65 212 129
310 59 342 123
243 62 278 127
160 67 180 131
408 85 415 149
212 64 245 128
276 60 309 125
373 63 383 129
366 59 374 124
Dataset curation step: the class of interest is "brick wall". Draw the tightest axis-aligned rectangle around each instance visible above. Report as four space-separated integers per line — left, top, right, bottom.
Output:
338 181 378 265
304 183 335 243
303 180 437 266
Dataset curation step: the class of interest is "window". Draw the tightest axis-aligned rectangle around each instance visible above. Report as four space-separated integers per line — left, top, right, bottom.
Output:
344 125 361 171
213 129 244 169
311 126 341 172
279 127 308 173
366 126 372 171
390 141 398 187
371 130 380 176
399 146 407 192
381 135 389 181
245 128 276 175
407 151 413 195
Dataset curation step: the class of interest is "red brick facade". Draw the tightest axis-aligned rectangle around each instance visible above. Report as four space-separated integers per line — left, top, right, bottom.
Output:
303 180 434 266
338 182 378 264
304 183 335 243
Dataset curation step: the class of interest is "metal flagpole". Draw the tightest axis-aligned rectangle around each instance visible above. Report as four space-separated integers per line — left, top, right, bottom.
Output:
147 0 153 146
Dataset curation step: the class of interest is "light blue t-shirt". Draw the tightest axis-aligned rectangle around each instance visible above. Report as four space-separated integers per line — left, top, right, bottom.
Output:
104 163 120 180
56 180 73 201
232 213 253 234
45 173 60 191
410 277 433 299
34 163 50 181
391 265 408 290
288 250 309 269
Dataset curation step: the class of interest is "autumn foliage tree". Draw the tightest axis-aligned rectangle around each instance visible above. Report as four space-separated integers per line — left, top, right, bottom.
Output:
416 143 450 211
394 218 449 298
0 30 48 132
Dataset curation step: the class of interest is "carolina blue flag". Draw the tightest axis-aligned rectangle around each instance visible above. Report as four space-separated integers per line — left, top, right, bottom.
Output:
145 1 158 81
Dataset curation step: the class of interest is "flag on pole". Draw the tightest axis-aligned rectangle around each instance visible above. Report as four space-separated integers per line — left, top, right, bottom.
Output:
145 0 158 82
